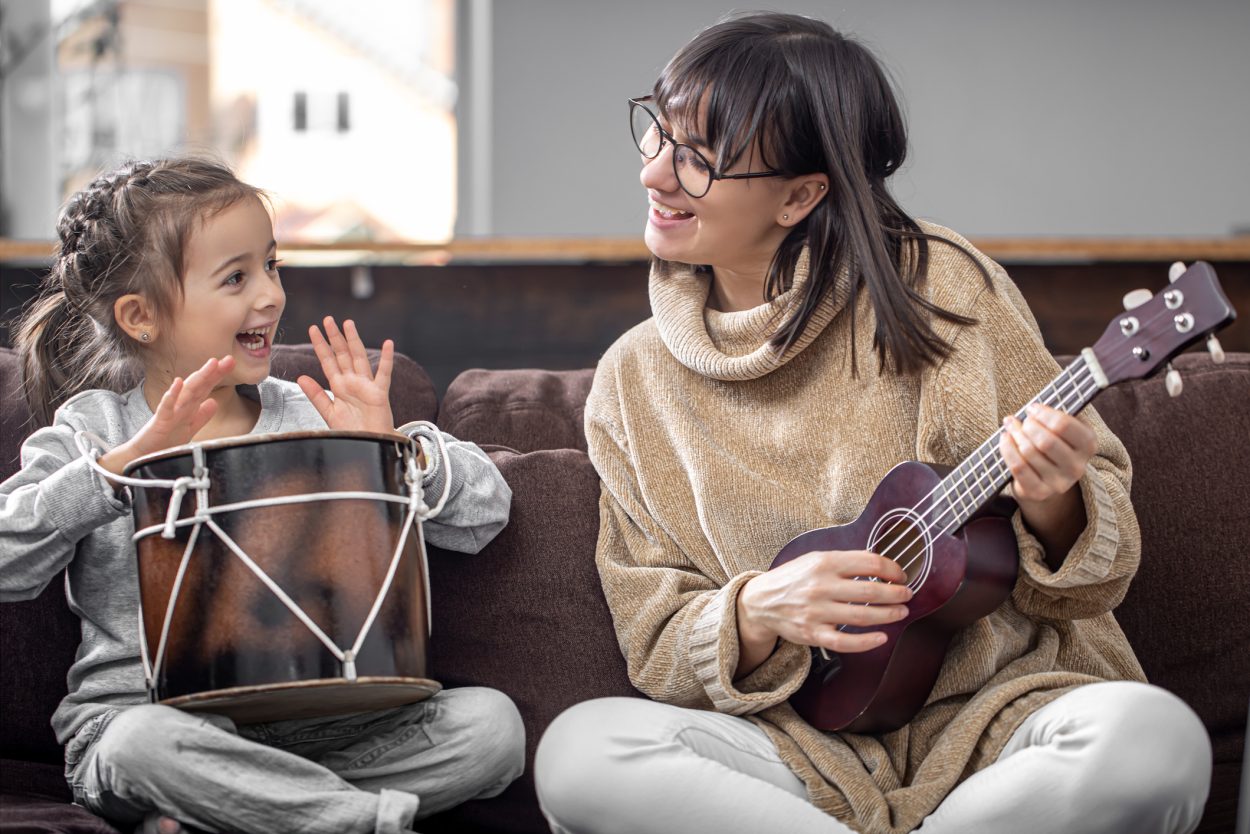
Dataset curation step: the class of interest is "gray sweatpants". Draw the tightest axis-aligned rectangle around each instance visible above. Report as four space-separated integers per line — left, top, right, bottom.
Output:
66 686 524 834
535 681 1212 834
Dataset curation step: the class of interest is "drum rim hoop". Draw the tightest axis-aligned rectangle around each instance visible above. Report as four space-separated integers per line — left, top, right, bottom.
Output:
159 676 442 709
124 429 411 474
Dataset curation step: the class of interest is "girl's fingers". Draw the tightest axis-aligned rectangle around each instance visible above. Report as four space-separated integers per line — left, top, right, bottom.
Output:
187 399 219 437
296 375 335 424
322 316 354 375
342 320 373 377
153 378 185 420
308 324 341 383
375 340 394 394
177 357 235 419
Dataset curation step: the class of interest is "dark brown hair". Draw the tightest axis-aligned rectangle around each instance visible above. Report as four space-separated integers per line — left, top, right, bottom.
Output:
12 157 263 426
653 12 990 373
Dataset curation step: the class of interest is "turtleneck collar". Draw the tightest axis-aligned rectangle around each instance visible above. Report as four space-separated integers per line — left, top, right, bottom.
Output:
649 248 851 381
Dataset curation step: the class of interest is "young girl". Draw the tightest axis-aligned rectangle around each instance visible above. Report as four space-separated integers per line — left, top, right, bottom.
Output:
0 158 523 834
534 12 1211 834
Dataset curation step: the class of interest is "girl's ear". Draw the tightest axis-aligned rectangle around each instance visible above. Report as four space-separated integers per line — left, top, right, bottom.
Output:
778 174 830 227
114 294 159 346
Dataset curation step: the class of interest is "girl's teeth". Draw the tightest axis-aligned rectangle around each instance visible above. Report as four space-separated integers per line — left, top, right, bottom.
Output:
237 328 267 350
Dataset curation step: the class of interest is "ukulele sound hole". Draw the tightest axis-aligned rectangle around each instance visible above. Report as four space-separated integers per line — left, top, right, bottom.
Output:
867 509 933 590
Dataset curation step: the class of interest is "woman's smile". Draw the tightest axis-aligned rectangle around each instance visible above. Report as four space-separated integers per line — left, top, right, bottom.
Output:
648 198 696 229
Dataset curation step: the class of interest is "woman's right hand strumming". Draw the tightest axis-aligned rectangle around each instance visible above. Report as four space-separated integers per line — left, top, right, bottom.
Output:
98 356 236 478
735 550 913 678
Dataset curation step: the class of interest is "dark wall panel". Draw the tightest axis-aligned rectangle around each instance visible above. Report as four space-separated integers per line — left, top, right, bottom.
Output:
4 261 1246 393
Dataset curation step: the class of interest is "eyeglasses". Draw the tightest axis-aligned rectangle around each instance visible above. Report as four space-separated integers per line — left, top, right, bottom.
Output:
628 96 782 198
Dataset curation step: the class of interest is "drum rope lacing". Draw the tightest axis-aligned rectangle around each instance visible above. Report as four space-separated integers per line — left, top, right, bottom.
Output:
74 425 452 693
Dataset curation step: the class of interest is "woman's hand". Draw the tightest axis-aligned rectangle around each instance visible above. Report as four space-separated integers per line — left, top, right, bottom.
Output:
99 356 235 477
999 403 1096 564
736 550 912 677
297 317 396 434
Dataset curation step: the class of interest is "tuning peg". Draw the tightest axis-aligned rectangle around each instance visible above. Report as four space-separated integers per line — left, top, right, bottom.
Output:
1123 289 1153 310
1208 335 1226 363
1165 364 1183 397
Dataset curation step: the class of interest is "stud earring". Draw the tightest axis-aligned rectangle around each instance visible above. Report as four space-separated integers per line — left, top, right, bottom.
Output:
819 184 826 190
782 214 790 221
141 332 150 342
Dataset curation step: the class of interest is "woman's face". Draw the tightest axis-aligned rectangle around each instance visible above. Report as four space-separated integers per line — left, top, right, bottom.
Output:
639 113 793 280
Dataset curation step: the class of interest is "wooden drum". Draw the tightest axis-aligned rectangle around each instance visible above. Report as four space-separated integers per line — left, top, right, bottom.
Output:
125 431 440 723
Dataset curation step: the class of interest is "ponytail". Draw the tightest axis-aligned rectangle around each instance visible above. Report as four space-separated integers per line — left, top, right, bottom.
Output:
12 281 138 429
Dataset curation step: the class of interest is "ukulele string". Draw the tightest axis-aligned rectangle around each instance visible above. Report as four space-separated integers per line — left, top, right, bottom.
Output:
913 293 1185 561
877 358 1095 575
833 359 1099 630
838 295 1194 630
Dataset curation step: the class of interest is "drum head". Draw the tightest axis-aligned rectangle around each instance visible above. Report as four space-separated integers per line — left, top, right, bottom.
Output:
160 676 442 724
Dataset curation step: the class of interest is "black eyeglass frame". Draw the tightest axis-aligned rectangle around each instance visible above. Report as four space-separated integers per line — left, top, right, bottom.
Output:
628 96 782 198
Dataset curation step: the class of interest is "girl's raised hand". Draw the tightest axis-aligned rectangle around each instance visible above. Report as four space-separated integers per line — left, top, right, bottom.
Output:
297 317 396 434
100 356 235 476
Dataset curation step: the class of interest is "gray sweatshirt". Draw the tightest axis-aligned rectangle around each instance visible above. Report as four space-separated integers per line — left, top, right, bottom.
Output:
0 377 511 744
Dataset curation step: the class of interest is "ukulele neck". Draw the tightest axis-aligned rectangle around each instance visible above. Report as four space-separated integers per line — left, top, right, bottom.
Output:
936 351 1106 529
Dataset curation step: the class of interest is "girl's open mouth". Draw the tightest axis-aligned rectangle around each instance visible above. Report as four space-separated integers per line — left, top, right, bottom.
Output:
236 326 271 357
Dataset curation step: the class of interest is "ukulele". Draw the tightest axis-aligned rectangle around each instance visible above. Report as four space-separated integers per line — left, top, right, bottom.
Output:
769 261 1237 734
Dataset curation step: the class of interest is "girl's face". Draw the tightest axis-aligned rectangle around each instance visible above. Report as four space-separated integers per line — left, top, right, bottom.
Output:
640 112 793 281
158 196 285 386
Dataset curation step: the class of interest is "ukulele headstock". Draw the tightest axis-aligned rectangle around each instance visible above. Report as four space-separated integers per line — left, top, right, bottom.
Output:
1090 261 1236 387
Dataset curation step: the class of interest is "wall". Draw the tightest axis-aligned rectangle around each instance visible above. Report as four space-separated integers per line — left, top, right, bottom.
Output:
457 0 1250 238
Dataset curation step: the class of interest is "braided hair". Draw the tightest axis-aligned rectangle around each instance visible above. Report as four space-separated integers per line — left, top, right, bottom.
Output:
12 157 263 426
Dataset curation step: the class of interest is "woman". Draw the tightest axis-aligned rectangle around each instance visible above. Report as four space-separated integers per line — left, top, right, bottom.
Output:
533 12 1211 834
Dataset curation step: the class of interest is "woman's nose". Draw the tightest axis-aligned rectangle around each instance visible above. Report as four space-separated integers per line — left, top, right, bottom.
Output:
639 144 679 193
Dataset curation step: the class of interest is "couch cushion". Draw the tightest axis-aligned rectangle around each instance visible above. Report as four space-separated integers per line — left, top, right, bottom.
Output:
1088 352 1249 832
438 369 595 453
423 448 640 834
0 793 120 833
1 348 27 475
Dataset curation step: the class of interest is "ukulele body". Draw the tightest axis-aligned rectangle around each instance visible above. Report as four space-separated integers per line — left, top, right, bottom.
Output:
770 460 1019 734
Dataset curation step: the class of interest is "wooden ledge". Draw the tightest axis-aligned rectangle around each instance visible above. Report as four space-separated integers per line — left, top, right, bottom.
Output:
3 236 1249 265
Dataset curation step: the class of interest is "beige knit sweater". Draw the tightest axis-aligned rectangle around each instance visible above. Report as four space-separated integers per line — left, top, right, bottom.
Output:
584 222 1146 833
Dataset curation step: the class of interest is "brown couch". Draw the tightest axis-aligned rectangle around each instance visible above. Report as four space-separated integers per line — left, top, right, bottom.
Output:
1 345 1246 833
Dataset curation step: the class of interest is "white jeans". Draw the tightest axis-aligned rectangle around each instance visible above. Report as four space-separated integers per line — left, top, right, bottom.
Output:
67 687 525 834
535 681 1211 834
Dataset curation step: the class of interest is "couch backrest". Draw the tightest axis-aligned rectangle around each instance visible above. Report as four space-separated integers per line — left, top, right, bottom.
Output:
438 368 595 453
1077 352 1250 768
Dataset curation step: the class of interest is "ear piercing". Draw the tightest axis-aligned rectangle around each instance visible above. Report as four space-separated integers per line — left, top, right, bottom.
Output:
141 332 150 342
782 214 790 221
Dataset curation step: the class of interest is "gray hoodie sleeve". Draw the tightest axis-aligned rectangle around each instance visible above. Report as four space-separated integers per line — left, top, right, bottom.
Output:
0 424 131 601
399 423 511 554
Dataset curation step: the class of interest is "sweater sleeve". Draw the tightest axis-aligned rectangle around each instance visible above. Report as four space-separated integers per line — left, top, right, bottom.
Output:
0 422 131 601
918 268 1140 620
397 423 512 554
586 360 810 714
